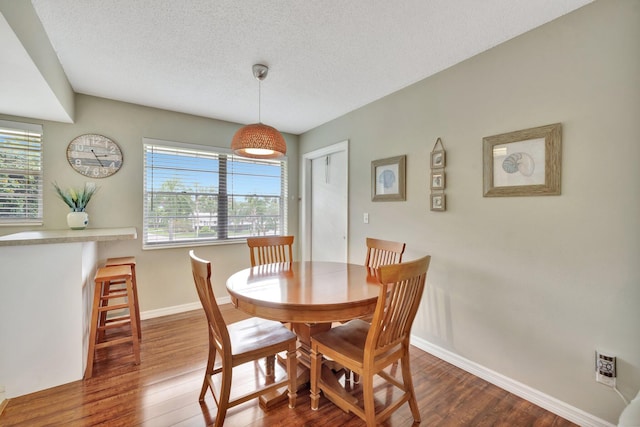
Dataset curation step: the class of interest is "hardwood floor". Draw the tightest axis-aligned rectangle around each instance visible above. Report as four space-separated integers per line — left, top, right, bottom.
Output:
0 306 577 426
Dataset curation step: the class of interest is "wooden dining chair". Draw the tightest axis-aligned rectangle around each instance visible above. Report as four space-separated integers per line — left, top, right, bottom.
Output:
246 235 294 267
364 237 406 269
189 251 298 426
310 255 431 426
344 237 406 326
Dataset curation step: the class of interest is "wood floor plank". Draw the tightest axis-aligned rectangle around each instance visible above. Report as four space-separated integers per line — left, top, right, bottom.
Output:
0 307 578 426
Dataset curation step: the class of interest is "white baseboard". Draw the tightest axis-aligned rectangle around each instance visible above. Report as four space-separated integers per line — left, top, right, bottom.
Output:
139 297 231 320
410 336 615 427
0 397 7 417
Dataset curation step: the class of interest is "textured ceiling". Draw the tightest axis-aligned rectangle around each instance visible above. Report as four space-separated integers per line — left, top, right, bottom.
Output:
13 0 594 134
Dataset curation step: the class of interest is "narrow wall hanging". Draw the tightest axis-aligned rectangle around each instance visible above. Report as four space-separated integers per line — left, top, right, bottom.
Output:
430 137 446 211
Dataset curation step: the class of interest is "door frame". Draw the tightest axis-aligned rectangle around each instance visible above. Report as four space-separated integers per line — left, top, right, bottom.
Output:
300 140 349 262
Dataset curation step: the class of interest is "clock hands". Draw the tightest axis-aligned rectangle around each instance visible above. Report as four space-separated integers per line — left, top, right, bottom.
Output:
91 149 104 167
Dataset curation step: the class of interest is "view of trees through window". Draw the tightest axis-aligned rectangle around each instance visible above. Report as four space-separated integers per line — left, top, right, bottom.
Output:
143 141 286 247
0 120 43 225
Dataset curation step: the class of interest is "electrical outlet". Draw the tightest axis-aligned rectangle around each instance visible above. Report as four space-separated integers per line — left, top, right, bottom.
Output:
595 351 616 387
363 213 369 224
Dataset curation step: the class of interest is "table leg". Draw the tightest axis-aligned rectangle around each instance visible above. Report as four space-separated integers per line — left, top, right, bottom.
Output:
292 322 332 367
295 323 358 408
259 360 308 409
258 322 330 409
259 321 357 410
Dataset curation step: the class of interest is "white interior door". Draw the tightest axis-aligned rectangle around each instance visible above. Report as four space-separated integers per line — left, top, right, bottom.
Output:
301 141 348 262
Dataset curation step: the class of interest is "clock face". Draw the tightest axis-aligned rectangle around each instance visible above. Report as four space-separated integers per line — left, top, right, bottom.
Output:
67 134 123 178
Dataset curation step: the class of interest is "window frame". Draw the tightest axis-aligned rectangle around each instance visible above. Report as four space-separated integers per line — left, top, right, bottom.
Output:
0 119 44 226
142 138 288 249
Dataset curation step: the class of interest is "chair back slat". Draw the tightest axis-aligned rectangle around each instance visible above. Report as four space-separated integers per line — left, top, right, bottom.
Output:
367 256 431 357
365 237 406 269
189 251 231 358
247 235 294 267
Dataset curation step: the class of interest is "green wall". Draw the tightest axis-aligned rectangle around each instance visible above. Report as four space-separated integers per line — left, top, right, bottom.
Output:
299 1 639 423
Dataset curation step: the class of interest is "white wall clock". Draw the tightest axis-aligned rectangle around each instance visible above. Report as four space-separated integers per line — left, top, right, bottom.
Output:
66 134 123 178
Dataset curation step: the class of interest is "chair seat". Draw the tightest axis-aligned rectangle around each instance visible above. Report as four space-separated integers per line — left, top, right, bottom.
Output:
229 317 297 358
312 319 369 363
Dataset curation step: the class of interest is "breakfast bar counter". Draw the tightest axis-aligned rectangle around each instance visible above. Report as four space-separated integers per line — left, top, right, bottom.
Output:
0 227 137 400
0 227 137 246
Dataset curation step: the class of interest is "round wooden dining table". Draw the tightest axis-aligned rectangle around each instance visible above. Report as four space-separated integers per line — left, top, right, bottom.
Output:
226 261 381 408
226 261 380 324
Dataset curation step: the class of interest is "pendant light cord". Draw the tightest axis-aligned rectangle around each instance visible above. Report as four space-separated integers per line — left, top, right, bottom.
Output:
258 79 262 124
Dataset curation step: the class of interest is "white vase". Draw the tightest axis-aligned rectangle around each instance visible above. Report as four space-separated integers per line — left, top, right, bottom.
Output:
67 211 89 230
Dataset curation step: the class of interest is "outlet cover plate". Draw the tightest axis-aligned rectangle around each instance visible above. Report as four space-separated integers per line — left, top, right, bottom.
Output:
595 351 616 387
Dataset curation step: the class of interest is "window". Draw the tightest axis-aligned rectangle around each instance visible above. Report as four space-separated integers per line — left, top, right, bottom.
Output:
143 138 288 249
0 120 43 225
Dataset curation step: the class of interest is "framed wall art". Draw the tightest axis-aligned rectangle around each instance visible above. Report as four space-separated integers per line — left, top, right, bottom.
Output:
430 169 445 190
372 155 406 201
431 149 446 168
483 123 562 197
430 193 445 211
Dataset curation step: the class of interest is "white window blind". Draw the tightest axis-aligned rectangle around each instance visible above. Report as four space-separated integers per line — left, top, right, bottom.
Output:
143 138 288 248
0 120 43 225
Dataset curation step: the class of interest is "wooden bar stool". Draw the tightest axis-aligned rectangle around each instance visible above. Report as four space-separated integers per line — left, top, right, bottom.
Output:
85 265 140 379
105 256 141 339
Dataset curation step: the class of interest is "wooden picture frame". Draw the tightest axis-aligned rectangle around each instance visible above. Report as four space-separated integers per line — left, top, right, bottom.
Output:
431 150 445 168
372 155 406 201
430 193 445 211
430 169 445 190
483 123 561 197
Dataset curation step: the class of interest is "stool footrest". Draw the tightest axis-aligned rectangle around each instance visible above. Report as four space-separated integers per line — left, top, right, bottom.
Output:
98 303 129 312
100 316 131 326
95 337 135 349
100 291 128 300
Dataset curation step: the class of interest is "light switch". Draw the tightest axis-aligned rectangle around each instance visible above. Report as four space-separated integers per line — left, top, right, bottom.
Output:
363 213 369 224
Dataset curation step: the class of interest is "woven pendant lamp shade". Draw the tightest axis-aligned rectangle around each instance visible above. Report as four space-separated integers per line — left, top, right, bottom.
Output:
231 64 287 159
231 123 286 159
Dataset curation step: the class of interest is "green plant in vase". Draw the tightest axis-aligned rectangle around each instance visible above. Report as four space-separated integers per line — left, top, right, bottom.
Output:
53 182 98 229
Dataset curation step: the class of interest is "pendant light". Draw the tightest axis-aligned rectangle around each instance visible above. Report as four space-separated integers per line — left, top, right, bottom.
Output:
231 64 286 159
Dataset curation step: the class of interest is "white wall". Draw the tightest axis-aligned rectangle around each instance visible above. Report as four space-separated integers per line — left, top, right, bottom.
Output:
0 241 97 398
0 95 300 312
299 1 639 424
0 0 75 122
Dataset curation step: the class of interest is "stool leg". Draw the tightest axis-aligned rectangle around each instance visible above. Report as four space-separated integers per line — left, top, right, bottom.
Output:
126 276 141 364
85 280 102 379
130 264 142 340
97 280 109 342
